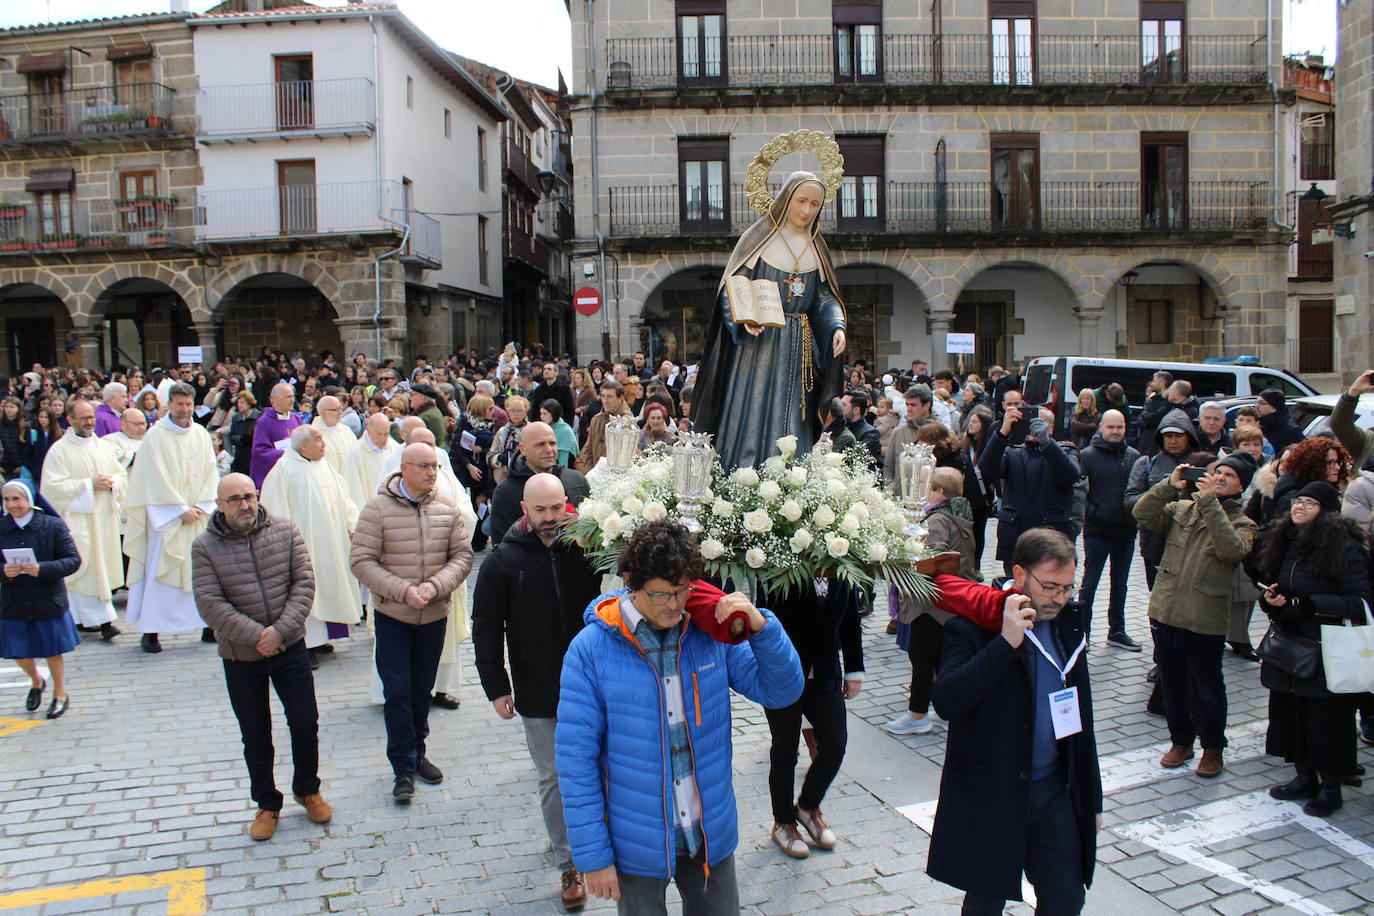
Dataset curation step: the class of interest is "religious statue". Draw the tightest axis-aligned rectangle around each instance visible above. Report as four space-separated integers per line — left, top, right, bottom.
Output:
692 130 848 471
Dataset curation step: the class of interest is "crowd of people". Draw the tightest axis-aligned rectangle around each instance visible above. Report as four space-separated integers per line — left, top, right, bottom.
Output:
2 340 1373 915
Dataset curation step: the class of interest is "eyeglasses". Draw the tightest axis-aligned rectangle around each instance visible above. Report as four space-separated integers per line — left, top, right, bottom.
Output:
1029 571 1075 600
1292 497 1322 510
222 494 257 506
1326 457 1344 467
643 584 695 607
405 462 439 472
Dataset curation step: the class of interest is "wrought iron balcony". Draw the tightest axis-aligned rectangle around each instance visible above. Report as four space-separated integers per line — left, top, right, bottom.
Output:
506 139 542 195
607 181 1271 239
197 78 375 141
507 223 550 274
0 83 174 144
0 197 181 253
195 179 409 241
394 208 441 268
604 33 1265 91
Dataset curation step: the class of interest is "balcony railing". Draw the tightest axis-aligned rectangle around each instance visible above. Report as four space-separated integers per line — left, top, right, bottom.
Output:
0 83 174 143
507 223 549 273
604 33 1265 90
607 181 1271 237
0 197 180 253
394 208 441 268
197 78 375 139
506 139 542 194
195 179 407 241
1299 142 1334 181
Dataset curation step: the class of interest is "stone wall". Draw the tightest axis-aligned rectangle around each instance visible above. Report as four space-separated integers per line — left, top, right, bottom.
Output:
1333 0 1374 375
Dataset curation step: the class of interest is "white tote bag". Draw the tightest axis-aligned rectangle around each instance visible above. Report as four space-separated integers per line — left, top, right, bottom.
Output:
1320 600 1374 694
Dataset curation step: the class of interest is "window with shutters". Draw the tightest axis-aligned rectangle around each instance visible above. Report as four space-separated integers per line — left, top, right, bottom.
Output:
678 136 730 233
990 133 1039 230
28 71 65 137
1141 1 1185 83
118 170 158 230
834 1 882 83
112 57 152 107
677 0 726 86
990 1 1035 86
837 135 884 231
1299 112 1333 180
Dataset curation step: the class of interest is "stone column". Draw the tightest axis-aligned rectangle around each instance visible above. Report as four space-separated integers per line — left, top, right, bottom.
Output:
73 325 105 371
1075 310 1104 357
927 312 953 369
191 322 218 366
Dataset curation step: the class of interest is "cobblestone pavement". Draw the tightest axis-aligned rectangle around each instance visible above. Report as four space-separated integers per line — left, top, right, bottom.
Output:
1 528 1372 915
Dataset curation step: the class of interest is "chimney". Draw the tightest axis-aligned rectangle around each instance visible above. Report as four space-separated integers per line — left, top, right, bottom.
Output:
170 0 189 10
246 0 264 12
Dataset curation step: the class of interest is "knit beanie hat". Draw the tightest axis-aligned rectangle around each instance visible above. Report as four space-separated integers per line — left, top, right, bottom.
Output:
1295 481 1341 513
1258 388 1286 411
1215 451 1257 489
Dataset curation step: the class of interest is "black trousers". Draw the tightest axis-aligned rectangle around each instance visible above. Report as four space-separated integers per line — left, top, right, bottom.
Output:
961 774 1086 916
764 679 847 824
222 639 320 811
375 611 447 776
1152 620 1228 750
907 615 944 715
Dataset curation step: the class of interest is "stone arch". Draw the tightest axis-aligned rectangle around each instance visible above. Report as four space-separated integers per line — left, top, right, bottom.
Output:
636 260 732 365
943 256 1085 370
0 281 79 373
84 262 200 322
831 260 932 369
1103 252 1241 309
213 270 344 361
0 271 80 319
205 254 343 314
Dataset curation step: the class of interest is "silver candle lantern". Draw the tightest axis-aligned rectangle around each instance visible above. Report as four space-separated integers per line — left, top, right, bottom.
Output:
603 415 640 476
812 431 834 457
897 442 936 543
672 431 715 533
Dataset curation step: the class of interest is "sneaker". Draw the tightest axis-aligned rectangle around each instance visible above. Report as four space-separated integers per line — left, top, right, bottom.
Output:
294 793 332 824
392 773 415 803
416 757 444 784
796 806 837 850
1106 631 1141 652
884 712 934 735
770 823 810 859
249 808 279 841
560 869 586 911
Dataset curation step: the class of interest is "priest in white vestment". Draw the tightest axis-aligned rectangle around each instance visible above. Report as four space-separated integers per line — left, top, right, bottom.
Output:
311 395 357 477
343 413 401 511
102 408 148 470
41 399 127 639
259 425 362 666
370 423 476 708
123 383 218 653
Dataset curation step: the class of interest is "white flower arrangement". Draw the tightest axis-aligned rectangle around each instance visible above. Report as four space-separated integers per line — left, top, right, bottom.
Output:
564 436 935 600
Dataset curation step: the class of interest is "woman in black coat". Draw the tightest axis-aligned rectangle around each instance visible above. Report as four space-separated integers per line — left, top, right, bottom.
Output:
0 479 81 719
226 392 262 477
1245 481 1371 817
959 405 996 572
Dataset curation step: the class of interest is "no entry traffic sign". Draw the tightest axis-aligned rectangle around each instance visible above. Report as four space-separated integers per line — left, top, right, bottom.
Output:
574 286 603 316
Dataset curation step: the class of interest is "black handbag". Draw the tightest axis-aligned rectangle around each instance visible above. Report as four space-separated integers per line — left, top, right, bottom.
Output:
1258 623 1320 679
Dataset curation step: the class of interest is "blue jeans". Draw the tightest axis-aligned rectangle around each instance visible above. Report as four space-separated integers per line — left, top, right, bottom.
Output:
374 612 447 775
1079 536 1135 639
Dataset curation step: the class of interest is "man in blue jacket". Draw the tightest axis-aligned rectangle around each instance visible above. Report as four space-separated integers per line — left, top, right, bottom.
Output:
556 519 804 913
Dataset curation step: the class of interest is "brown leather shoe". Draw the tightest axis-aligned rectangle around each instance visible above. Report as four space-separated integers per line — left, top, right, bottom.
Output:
560 869 586 911
1159 744 1194 768
1197 748 1224 778
294 793 332 824
249 808 279 841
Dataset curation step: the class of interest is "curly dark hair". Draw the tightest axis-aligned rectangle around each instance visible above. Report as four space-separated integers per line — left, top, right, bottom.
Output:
617 519 704 590
1282 435 1351 486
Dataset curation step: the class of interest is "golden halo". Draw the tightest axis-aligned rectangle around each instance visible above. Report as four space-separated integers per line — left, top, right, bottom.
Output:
745 130 845 217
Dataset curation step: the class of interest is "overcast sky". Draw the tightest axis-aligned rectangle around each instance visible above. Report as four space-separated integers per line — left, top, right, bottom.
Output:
0 0 1341 86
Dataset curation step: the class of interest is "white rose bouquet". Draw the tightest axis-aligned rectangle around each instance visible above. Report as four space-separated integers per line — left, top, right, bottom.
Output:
563 436 935 601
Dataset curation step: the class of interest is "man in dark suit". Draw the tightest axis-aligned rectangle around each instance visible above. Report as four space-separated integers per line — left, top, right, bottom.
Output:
842 389 882 469
926 528 1103 915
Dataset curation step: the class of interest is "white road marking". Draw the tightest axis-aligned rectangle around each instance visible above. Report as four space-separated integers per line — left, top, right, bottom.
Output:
0 663 50 690
1114 791 1374 915
1101 719 1268 793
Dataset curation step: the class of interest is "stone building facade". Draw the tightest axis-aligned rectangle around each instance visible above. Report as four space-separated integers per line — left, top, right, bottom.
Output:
568 0 1295 379
1330 0 1373 375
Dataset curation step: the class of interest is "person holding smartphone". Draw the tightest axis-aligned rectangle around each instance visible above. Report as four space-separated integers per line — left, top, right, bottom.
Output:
1132 453 1258 778
978 392 1081 577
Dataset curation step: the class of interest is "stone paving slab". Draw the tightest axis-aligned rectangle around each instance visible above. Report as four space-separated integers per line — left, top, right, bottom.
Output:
0 528 1371 914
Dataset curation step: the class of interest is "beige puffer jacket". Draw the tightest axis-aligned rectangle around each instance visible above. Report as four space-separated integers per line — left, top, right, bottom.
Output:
192 509 316 662
350 473 474 626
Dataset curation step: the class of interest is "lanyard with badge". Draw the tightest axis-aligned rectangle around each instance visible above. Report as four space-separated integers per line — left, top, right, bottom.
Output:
1025 630 1087 739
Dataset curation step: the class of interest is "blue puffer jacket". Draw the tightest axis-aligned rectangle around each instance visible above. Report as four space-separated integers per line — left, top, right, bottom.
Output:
556 589 804 879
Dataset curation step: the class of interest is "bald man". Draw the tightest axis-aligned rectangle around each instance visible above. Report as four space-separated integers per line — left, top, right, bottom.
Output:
193 472 328 841
371 425 475 709
1078 408 1143 650
311 395 356 477
343 413 401 511
473 472 602 908
351 442 474 802
103 407 147 470
250 383 303 488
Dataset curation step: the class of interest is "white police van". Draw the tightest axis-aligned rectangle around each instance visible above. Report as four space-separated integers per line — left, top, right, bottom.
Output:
1022 356 1317 439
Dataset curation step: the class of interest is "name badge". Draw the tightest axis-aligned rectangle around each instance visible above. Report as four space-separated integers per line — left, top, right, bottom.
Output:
1049 687 1082 739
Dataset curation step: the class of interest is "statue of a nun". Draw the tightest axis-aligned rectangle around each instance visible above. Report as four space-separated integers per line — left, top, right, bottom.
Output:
692 165 847 471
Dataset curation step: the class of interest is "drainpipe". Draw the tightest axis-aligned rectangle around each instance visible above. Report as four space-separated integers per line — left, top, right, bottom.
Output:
369 15 412 360
587 0 611 360
1269 0 1292 230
